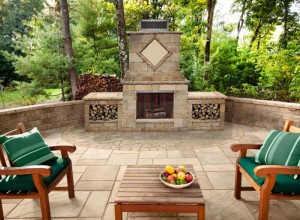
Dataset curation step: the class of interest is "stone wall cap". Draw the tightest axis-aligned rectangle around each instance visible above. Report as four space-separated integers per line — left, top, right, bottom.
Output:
227 97 300 109
127 31 183 35
0 100 83 115
188 91 227 100
122 79 189 85
83 92 123 101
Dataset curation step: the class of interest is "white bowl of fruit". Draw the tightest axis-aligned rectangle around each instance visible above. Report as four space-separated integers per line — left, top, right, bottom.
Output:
160 165 194 189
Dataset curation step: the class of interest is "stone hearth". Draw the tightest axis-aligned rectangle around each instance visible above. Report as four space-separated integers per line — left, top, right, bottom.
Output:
83 28 226 131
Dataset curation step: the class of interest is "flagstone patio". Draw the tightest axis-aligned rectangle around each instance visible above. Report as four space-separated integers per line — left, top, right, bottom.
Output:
2 122 300 219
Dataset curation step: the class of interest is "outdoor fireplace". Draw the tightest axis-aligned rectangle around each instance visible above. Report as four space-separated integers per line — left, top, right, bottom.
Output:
136 92 173 119
83 20 226 131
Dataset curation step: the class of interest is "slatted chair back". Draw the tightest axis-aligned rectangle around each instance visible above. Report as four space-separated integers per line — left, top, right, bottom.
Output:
0 123 26 168
284 120 300 133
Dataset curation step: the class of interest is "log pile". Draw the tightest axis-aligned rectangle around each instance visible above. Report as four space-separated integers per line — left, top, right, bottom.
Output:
76 74 123 100
89 104 118 121
144 107 167 118
192 104 220 120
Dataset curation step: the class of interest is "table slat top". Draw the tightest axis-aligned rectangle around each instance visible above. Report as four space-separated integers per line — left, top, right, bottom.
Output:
115 165 204 205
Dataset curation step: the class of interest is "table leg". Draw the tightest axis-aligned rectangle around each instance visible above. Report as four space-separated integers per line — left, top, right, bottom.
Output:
114 204 122 220
197 205 205 220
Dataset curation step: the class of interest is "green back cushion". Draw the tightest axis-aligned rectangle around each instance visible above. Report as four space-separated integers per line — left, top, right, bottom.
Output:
255 130 300 166
0 127 57 166
239 157 300 194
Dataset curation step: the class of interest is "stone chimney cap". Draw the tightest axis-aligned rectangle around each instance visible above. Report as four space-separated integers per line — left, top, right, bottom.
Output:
139 19 169 32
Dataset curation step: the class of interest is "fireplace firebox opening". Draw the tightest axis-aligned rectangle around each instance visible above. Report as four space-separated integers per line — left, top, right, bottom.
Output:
137 92 174 119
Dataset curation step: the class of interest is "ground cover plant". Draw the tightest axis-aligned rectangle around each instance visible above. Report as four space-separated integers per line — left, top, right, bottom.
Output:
0 88 61 109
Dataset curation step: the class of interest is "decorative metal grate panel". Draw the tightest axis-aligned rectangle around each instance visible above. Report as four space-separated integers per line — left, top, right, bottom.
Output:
139 19 168 31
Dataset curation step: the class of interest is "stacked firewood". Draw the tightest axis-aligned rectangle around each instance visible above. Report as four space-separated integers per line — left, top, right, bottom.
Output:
75 74 123 100
144 107 167 118
192 104 220 120
89 104 118 120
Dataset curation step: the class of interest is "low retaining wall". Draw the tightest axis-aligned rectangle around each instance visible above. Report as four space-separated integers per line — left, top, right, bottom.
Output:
225 97 300 130
1 97 300 134
0 101 84 134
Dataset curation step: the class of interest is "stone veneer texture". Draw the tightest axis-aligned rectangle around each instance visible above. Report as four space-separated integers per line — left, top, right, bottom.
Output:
0 101 84 134
1 98 300 133
225 97 300 129
125 31 184 82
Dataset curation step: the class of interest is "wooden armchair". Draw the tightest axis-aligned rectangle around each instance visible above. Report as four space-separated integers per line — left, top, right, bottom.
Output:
0 123 76 220
231 120 300 220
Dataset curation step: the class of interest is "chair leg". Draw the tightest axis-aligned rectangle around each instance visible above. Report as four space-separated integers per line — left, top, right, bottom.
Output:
39 190 51 220
0 199 4 220
234 165 242 199
67 165 75 198
258 174 276 220
259 189 270 220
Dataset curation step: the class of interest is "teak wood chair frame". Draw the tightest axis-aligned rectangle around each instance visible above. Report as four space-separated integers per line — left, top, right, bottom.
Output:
231 120 300 220
0 123 76 220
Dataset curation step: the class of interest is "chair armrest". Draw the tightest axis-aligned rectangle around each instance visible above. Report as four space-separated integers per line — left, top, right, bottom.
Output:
255 165 300 178
231 144 263 158
49 145 76 158
231 144 263 152
49 145 76 153
0 166 52 177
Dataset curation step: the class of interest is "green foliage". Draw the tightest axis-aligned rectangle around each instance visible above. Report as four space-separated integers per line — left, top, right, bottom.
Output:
72 0 119 75
1 0 300 106
0 87 62 109
0 0 45 85
125 1 151 30
179 0 207 90
256 42 300 101
11 13 69 93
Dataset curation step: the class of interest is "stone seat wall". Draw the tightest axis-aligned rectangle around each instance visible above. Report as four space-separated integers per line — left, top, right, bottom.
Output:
83 91 226 131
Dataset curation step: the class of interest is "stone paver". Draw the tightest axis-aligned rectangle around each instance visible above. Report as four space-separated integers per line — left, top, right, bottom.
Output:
3 122 300 220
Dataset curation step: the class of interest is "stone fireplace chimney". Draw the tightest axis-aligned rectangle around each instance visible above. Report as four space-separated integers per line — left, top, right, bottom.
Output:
121 20 190 130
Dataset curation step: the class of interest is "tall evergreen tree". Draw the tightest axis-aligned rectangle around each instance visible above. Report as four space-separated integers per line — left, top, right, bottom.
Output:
0 0 44 86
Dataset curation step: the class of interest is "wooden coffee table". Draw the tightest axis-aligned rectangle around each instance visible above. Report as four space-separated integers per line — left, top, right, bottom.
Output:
114 165 205 220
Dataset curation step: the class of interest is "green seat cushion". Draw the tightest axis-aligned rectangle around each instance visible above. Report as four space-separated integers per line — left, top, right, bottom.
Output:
239 157 300 194
255 130 300 166
0 157 69 192
0 127 57 166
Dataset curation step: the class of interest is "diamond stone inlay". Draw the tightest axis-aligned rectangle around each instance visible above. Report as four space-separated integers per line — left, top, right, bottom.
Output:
141 39 169 67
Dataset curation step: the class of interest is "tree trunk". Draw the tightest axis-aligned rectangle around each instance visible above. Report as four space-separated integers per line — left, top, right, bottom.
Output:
282 0 289 49
236 0 247 43
115 0 128 79
249 19 263 50
204 0 217 81
60 76 65 102
60 0 77 99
